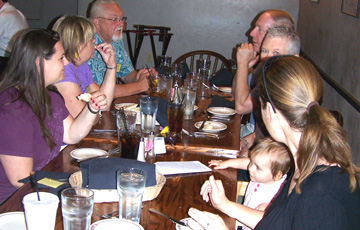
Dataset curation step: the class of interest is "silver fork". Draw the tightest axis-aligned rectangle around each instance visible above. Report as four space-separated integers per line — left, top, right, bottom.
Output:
101 209 119 219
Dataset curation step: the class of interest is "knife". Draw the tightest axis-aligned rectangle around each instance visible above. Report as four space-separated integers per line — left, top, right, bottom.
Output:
199 120 207 131
148 208 188 226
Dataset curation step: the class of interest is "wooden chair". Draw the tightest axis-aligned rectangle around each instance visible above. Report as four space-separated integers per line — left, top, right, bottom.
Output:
173 50 231 75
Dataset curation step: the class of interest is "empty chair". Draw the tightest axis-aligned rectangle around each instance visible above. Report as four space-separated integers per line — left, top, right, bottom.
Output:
173 50 231 76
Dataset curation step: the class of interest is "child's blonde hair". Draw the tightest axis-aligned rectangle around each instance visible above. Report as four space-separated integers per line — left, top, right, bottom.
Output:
249 137 292 179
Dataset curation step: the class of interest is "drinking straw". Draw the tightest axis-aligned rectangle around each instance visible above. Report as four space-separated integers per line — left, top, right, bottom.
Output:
29 172 40 201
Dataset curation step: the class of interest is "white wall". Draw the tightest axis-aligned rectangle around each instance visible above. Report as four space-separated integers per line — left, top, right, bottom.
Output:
78 0 299 68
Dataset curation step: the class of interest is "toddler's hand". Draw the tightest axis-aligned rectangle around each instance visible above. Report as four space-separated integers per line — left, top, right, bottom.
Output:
208 160 228 169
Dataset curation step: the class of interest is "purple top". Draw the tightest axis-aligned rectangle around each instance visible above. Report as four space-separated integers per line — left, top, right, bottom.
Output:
0 88 69 204
59 62 94 93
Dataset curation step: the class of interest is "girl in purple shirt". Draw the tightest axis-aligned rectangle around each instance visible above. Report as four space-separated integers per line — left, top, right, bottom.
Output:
0 29 108 204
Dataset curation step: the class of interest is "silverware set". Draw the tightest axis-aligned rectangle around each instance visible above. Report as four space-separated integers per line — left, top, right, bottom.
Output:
77 147 120 162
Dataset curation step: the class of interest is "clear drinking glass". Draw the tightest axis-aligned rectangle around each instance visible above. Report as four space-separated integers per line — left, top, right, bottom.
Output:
181 88 197 120
61 188 94 230
140 97 158 133
167 102 185 136
117 168 146 223
116 110 140 159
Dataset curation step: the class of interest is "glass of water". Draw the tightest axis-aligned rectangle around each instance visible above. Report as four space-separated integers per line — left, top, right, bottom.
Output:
117 168 147 223
61 188 94 230
140 97 158 133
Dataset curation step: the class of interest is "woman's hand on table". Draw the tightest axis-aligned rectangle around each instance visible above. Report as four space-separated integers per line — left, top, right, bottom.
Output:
188 208 229 230
200 175 230 210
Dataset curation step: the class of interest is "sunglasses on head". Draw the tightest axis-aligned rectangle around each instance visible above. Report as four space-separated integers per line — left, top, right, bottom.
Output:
261 55 294 114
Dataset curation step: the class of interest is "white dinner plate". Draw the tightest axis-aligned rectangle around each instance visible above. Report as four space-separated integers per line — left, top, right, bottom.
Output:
114 103 137 110
207 107 236 117
70 148 107 160
194 121 227 132
218 86 232 93
90 219 144 230
0 212 27 230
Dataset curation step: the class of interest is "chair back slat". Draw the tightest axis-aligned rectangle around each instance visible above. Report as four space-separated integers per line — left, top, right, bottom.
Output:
173 50 231 76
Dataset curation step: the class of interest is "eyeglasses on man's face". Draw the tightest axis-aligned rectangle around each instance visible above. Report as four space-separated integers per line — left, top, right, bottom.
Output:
97 16 127 23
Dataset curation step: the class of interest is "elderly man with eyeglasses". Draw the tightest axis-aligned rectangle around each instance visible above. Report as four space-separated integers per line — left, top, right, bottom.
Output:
87 0 153 98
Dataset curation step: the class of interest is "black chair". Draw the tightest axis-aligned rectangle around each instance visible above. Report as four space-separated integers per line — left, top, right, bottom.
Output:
173 50 231 76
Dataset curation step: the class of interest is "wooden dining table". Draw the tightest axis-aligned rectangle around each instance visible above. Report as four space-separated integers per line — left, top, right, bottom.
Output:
0 91 243 230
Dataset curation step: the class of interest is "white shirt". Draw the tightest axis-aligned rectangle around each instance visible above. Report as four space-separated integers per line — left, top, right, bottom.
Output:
241 175 287 230
0 3 28 57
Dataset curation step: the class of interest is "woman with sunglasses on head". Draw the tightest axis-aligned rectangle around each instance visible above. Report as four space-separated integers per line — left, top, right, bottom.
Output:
0 29 108 204
52 15 116 118
189 56 360 230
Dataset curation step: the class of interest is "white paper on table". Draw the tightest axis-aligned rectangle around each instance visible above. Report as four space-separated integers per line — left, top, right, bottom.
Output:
154 137 166 154
155 161 212 175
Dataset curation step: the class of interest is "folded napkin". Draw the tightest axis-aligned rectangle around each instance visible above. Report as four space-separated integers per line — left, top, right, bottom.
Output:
209 68 234 87
79 158 156 189
208 95 235 109
19 171 71 196
138 96 168 128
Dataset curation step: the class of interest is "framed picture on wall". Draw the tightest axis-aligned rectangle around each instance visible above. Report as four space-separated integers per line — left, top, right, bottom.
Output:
341 0 360 17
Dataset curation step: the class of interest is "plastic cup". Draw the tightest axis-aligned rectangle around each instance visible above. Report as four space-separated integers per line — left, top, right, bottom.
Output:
22 192 59 230
140 97 158 133
61 188 94 230
117 168 146 223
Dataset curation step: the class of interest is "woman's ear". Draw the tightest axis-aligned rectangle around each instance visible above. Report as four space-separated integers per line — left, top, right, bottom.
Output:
266 102 275 122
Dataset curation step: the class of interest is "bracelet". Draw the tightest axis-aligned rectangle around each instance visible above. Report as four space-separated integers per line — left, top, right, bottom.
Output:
106 66 116 70
87 103 98 114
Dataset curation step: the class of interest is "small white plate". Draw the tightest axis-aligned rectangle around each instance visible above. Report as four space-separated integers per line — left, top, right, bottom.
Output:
70 148 107 160
114 103 137 110
90 219 144 230
194 105 198 111
0 212 27 230
218 86 232 93
207 107 236 117
194 121 227 132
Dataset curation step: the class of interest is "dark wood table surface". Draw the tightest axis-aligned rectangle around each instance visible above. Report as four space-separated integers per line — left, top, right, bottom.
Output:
0 92 242 230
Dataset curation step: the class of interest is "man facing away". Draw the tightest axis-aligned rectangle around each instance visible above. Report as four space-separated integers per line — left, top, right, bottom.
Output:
232 9 294 115
87 0 151 98
0 0 28 72
231 10 296 151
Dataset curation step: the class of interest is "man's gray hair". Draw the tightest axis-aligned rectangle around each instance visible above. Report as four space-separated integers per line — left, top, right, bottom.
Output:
266 26 301 55
88 0 118 19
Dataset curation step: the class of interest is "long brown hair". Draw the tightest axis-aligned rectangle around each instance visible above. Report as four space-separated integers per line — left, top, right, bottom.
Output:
259 56 359 193
0 29 60 150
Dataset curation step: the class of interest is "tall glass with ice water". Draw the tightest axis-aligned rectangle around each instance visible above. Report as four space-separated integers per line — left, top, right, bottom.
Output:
140 97 158 133
117 168 146 223
181 88 197 120
61 188 94 230
22 192 59 230
197 59 211 81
